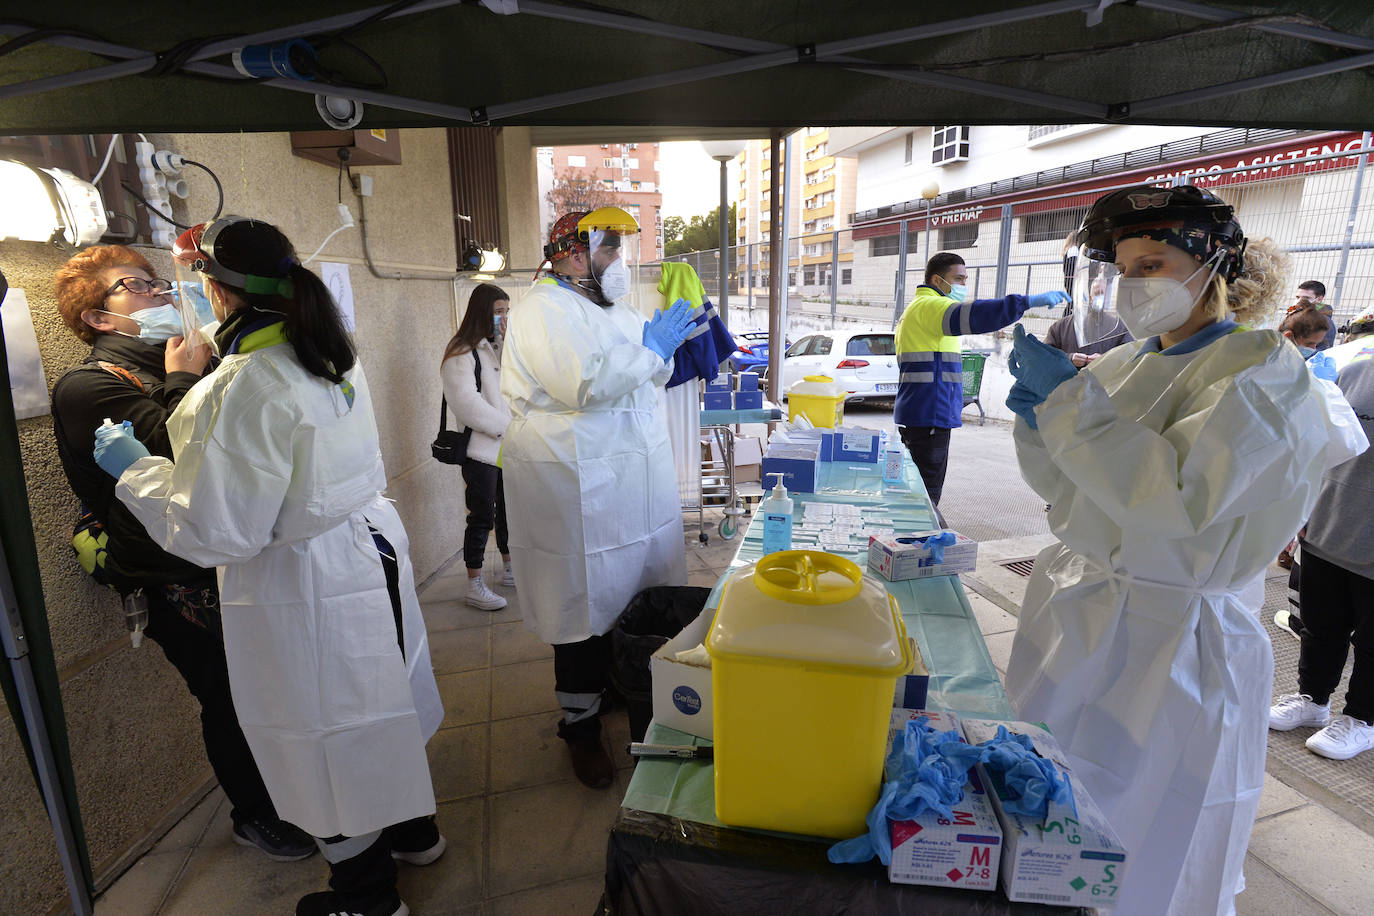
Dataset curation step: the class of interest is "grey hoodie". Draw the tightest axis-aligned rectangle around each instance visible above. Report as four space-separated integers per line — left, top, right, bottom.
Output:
1303 342 1374 578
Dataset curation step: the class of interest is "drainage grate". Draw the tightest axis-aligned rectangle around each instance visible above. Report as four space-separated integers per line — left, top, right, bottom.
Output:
998 558 1037 578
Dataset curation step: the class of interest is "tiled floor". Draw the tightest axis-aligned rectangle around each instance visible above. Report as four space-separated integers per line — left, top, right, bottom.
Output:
94 529 740 916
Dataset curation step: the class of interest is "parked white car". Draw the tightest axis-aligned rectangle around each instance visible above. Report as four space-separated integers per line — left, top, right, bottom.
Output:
776 329 898 402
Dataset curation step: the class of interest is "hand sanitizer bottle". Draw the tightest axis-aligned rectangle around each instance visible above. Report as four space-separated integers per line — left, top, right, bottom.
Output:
760 472 793 555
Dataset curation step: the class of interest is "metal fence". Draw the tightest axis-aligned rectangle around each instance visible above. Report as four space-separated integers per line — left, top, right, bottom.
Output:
656 138 1374 345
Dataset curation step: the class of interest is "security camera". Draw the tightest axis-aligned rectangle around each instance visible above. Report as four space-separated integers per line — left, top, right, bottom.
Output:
315 94 364 130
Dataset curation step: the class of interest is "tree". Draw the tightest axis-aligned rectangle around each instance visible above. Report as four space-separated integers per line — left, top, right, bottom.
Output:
663 204 736 257
545 169 627 233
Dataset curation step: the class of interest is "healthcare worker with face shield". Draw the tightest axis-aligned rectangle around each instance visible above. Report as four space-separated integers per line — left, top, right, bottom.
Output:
1002 185 1368 916
94 217 445 916
501 208 691 788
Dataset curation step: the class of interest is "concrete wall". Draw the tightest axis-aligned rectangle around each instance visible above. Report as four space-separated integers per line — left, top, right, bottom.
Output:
1 126 539 913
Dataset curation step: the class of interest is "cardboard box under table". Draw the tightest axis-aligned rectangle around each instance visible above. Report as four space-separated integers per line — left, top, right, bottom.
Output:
609 457 1085 913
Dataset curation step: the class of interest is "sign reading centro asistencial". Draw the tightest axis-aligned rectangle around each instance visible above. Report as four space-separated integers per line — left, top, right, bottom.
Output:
1140 134 1368 186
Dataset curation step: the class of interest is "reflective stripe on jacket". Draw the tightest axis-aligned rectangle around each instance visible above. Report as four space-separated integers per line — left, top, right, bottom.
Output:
894 285 1030 428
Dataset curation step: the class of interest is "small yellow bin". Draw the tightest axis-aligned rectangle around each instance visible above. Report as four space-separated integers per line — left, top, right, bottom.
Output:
705 551 912 838
787 374 846 428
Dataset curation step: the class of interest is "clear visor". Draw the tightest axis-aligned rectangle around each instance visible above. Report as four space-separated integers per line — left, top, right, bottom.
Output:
171 260 220 346
1071 249 1126 347
588 227 641 309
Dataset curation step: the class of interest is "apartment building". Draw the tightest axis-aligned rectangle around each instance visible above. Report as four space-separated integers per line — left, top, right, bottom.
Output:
536 141 664 260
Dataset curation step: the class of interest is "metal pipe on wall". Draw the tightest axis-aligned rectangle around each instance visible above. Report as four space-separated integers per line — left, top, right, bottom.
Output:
767 130 784 404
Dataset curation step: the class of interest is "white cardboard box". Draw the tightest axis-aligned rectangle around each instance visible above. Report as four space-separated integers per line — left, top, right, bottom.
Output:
886 710 1003 891
868 531 979 580
649 609 714 740
960 718 1128 909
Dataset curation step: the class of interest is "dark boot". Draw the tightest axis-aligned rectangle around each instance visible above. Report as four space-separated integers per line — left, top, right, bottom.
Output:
296 834 405 916
558 717 614 789
384 814 447 866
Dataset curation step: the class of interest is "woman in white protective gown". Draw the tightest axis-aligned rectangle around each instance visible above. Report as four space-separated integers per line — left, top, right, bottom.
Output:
1000 185 1367 916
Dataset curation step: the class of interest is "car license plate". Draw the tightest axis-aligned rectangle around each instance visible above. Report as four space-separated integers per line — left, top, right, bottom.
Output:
876 383 898 393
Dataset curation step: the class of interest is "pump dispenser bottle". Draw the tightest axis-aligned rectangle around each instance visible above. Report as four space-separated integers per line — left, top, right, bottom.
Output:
760 472 794 555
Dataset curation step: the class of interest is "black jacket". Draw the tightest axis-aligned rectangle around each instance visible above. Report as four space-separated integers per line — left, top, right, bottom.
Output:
51 334 214 589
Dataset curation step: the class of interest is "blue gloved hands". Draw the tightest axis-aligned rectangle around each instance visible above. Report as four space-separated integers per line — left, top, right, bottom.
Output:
1027 290 1070 311
1308 351 1339 382
1009 324 1078 399
642 297 697 362
1006 380 1043 430
94 420 151 478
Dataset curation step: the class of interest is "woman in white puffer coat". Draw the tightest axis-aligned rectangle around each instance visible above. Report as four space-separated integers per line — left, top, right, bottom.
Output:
440 283 513 610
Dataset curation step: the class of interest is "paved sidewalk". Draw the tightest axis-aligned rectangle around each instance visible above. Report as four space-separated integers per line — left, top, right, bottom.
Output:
93 413 1373 914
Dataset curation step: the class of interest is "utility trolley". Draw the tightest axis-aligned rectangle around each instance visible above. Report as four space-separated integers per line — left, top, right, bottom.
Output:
692 402 782 544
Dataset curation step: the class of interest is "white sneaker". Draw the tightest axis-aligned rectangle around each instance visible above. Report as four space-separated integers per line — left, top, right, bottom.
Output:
500 563 516 589
1273 609 1303 641
1269 694 1331 731
1307 715 1374 760
465 576 507 611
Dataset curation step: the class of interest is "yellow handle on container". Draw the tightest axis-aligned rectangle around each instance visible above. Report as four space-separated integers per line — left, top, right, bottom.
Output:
754 550 864 605
803 374 836 383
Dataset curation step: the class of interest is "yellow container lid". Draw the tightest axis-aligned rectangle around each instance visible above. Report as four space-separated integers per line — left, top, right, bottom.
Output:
706 551 910 674
787 374 845 399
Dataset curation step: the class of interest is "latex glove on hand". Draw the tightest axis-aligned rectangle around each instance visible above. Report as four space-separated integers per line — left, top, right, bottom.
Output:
642 297 697 362
94 420 151 478
1308 351 1339 382
1027 290 1071 311
1006 380 1044 430
1008 324 1078 400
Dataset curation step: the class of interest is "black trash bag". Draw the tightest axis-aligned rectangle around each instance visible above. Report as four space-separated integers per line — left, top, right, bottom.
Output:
611 586 713 742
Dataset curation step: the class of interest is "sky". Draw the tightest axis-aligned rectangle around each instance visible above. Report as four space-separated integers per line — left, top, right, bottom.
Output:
658 140 752 221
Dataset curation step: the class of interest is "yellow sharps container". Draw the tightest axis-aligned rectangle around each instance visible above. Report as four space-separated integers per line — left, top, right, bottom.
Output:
786 374 846 428
705 550 912 838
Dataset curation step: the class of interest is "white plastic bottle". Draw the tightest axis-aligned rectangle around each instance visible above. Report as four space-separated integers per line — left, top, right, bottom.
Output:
760 472 794 555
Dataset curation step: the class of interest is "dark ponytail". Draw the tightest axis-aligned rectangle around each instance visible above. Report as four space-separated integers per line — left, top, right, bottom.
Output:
211 220 355 383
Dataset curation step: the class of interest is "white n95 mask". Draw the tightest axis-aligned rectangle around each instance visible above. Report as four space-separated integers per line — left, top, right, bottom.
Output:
1114 256 1221 339
595 256 631 303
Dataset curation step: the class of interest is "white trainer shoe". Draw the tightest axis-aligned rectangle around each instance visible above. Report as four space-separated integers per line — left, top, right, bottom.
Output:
500 562 516 589
1306 715 1374 760
465 576 507 611
1268 694 1331 731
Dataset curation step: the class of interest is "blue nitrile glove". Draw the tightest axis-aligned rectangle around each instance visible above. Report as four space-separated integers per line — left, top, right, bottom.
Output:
94 420 151 478
1027 290 1071 311
642 297 697 361
1308 351 1339 382
975 725 1076 822
896 531 956 566
1006 379 1043 430
1008 324 1078 400
828 717 983 865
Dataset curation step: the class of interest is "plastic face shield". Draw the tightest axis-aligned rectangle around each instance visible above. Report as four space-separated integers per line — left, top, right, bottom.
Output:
589 227 640 310
1071 249 1126 347
171 260 219 345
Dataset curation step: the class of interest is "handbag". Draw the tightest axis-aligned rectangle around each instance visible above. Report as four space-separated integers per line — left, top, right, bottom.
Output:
432 350 482 465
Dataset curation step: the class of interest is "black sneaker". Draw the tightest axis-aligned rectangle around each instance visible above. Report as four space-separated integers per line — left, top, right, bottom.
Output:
386 815 447 866
232 816 316 862
295 889 407 916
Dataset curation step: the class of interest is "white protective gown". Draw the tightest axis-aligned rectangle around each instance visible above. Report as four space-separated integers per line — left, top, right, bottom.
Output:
1005 326 1367 916
117 338 443 839
501 277 687 644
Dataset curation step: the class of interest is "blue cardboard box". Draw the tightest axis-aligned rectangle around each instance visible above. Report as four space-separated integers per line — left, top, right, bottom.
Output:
761 441 820 493
733 390 763 410
737 371 759 392
822 427 882 463
703 391 733 410
705 375 733 392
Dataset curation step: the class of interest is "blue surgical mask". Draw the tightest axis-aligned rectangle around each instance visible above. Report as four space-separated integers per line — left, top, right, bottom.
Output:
493 314 504 335
946 283 968 303
99 304 184 342
1298 345 1317 359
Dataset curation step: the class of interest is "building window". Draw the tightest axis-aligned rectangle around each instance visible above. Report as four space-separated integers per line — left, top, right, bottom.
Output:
940 223 978 249
630 181 641 191
567 154 586 167
804 267 816 285
869 236 900 257
627 158 639 169
932 126 970 166
1027 126 1068 141
904 132 914 164
1020 210 1081 244
842 268 852 285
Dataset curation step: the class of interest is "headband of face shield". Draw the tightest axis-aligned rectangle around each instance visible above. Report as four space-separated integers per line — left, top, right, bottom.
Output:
172 217 296 341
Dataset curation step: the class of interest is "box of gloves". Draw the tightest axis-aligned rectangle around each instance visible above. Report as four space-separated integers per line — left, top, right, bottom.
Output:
868 531 978 581
705 375 733 392
761 439 821 493
649 608 715 740
821 426 882 463
733 390 763 410
703 390 733 410
737 371 760 392
959 718 1128 909
885 710 1003 891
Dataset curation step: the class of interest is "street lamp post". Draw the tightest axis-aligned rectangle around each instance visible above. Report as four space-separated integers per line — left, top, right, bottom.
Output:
701 140 748 331
920 181 940 280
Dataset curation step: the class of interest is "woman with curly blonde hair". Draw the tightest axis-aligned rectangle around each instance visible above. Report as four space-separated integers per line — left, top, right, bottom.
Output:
1001 185 1367 916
